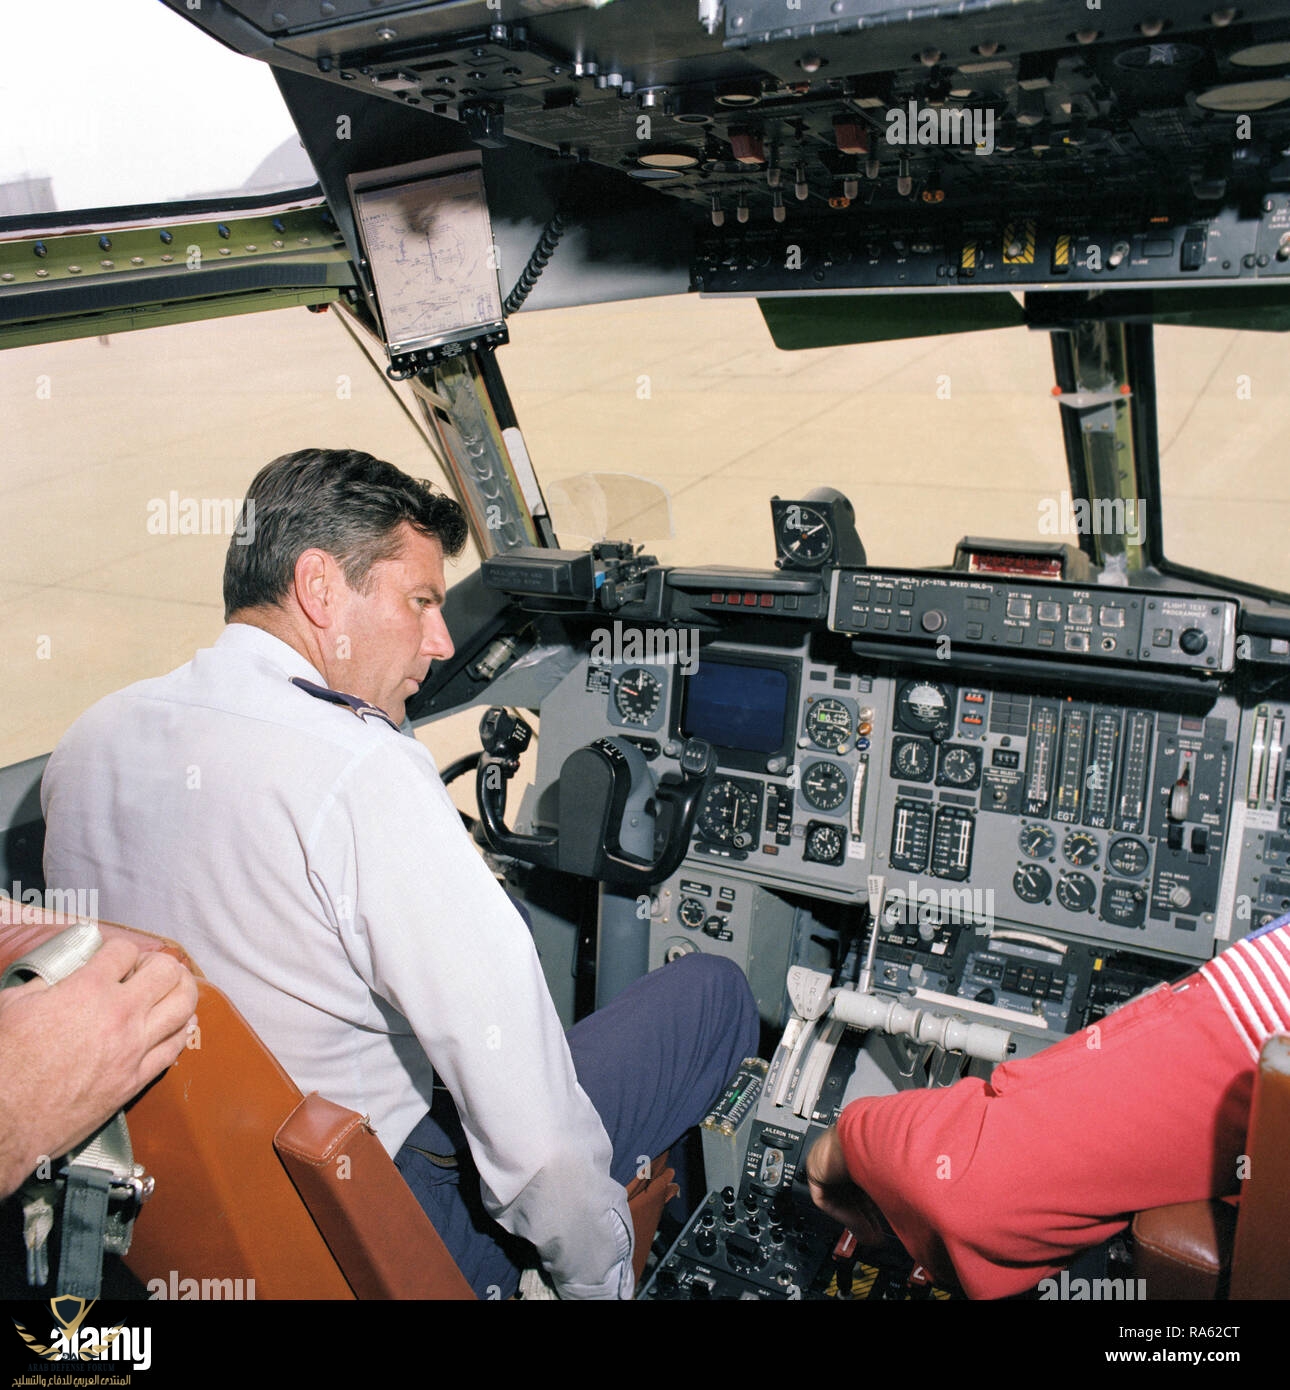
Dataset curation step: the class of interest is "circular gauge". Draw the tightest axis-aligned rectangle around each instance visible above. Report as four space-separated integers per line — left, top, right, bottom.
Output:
1063 831 1100 867
1108 837 1150 878
801 760 848 812
776 504 834 568
698 780 755 845
1019 824 1056 859
678 898 706 929
1056 871 1097 913
613 666 662 724
1013 864 1052 904
805 823 845 864
805 698 852 751
892 736 933 782
937 745 981 788
1101 882 1148 929
897 680 952 736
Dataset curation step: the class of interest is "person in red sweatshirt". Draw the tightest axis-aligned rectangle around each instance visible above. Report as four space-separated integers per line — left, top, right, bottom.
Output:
805 918 1290 1299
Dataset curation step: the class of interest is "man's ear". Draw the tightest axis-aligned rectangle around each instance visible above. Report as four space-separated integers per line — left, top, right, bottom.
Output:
293 548 340 630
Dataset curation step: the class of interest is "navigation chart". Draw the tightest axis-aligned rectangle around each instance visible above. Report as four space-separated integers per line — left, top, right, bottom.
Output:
353 163 503 354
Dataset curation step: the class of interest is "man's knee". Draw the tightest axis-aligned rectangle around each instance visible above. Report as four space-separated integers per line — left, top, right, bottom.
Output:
666 952 759 1051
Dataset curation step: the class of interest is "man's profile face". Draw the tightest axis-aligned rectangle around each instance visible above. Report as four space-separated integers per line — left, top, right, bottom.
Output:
332 523 455 724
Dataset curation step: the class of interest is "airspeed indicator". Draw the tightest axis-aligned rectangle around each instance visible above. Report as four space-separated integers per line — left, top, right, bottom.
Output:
613 666 662 724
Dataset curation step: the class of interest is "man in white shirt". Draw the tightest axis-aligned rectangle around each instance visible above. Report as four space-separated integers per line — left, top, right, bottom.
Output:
42 448 758 1299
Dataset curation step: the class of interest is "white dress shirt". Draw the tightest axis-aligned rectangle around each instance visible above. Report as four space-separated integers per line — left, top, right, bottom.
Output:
42 622 632 1298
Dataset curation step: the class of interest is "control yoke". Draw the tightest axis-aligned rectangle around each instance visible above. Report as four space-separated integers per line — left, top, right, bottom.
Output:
475 706 715 891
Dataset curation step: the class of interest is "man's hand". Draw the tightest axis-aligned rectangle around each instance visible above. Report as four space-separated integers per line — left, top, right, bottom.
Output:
0 938 198 1198
804 1125 887 1248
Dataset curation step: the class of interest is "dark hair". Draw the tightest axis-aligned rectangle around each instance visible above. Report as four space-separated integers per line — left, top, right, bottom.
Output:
223 448 469 619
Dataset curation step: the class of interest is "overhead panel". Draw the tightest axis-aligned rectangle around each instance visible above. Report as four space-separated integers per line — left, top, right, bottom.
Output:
160 0 1290 302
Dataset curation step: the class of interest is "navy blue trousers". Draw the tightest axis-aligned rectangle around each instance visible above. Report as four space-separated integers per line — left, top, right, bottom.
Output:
394 952 760 1298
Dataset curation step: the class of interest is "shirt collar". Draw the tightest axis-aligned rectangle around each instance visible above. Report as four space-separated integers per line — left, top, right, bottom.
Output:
215 622 408 735
215 622 327 685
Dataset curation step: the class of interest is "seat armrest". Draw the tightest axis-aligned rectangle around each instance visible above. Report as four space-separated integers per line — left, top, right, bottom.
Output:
274 1093 475 1300
1230 1033 1290 1300
1131 1200 1237 1300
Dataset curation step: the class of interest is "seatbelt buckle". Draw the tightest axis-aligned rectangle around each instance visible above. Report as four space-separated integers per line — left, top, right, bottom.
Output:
111 1169 155 1220
102 1166 155 1257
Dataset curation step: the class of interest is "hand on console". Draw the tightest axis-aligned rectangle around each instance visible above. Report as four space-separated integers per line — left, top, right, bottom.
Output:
803 1124 887 1248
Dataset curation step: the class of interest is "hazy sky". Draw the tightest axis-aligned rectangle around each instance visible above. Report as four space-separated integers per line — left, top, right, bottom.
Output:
0 0 303 210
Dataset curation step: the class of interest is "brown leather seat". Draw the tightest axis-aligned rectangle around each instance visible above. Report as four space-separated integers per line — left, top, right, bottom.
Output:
0 898 675 1299
1132 1031 1290 1301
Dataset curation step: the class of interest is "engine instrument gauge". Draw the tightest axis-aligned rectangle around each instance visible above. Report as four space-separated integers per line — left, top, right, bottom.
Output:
1107 837 1150 878
612 666 662 724
805 698 852 751
1056 871 1097 912
1019 824 1056 858
1063 831 1100 867
801 760 848 812
1013 864 1053 904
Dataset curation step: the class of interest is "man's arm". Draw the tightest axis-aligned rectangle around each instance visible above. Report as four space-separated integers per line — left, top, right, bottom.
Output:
324 741 634 1298
0 939 198 1198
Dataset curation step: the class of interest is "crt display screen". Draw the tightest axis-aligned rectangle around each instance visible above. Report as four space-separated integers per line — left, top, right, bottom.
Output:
680 661 790 754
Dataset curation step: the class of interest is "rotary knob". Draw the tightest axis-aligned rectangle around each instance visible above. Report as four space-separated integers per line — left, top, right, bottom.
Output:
921 609 947 634
1179 628 1208 656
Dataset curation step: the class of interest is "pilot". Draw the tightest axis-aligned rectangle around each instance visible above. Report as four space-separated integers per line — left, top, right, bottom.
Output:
41 448 758 1300
805 915 1290 1298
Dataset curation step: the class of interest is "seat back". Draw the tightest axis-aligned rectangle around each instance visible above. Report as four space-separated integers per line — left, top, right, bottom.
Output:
1131 1030 1290 1301
0 899 470 1299
1229 1032 1290 1300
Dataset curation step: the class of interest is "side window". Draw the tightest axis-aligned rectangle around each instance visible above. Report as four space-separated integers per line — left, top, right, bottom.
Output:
1 308 478 768
1155 324 1290 596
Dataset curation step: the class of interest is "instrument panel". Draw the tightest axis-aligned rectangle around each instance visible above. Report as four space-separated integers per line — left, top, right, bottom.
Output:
503 556 1289 1041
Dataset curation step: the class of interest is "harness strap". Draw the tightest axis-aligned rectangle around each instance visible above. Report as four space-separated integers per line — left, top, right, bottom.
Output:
2 923 149 1297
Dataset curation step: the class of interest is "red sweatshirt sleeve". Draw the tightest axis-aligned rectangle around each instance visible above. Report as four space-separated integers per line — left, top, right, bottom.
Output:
835 971 1254 1298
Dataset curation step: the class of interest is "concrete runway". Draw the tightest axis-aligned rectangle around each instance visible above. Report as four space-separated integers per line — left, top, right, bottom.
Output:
2 293 1283 780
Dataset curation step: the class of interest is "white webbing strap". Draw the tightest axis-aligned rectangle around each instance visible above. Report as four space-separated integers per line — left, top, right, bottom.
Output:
2 922 146 1297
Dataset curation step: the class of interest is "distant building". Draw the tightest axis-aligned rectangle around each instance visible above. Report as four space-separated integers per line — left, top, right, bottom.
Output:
184 136 318 202
0 175 56 218
243 135 317 193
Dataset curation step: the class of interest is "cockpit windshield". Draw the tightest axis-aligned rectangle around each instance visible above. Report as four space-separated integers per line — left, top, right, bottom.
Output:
500 300 1072 571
